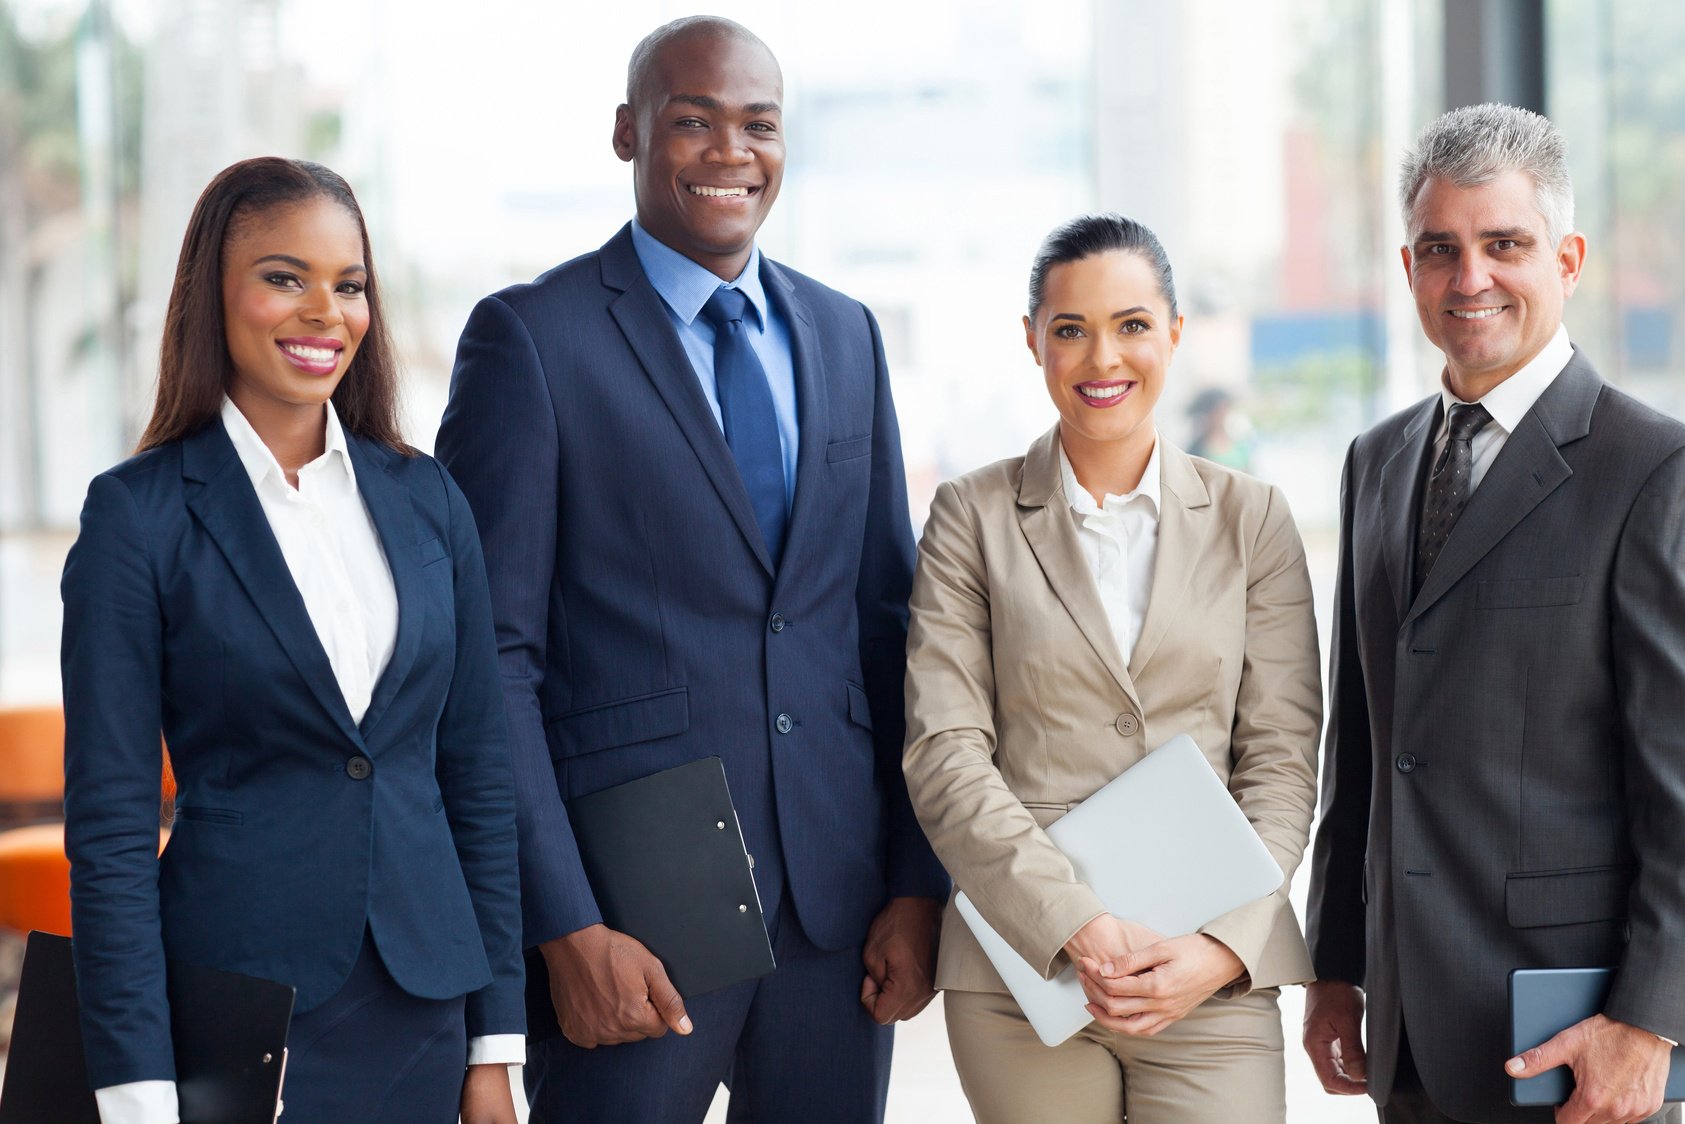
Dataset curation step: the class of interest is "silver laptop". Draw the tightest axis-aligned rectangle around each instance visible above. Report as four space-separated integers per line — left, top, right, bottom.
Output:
954 734 1284 1047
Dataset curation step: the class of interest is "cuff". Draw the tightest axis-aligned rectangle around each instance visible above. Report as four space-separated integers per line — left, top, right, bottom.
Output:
467 1033 526 1066
95 1081 179 1124
1660 1033 1680 1048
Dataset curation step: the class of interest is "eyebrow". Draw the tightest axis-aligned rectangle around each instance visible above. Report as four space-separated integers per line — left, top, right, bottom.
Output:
1413 227 1535 246
253 253 367 276
669 93 782 114
1048 306 1153 323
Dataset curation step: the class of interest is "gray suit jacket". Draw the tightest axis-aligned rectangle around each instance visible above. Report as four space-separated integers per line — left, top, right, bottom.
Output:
1307 350 1685 1121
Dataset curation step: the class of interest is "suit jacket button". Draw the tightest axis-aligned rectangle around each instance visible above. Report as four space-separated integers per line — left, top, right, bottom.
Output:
1114 713 1140 736
770 613 786 633
775 713 793 734
1396 753 1417 774
346 755 373 780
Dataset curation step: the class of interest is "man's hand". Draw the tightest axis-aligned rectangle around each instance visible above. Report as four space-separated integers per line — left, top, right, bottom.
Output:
1074 933 1244 1037
1506 1013 1670 1124
1303 980 1368 1095
860 896 941 1024
460 1063 519 1124
539 924 692 1048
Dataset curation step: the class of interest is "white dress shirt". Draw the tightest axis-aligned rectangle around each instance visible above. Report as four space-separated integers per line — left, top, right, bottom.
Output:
1058 437 1162 666
94 400 520 1124
1432 324 1572 494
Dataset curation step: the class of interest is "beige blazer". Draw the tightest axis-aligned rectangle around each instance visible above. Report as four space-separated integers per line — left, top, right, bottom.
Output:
904 426 1322 995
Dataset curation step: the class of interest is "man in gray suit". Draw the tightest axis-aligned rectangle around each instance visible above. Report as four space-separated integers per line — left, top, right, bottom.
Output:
1304 103 1685 1124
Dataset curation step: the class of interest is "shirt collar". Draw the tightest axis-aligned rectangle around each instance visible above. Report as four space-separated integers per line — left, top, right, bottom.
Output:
220 396 355 491
1058 435 1162 519
1438 323 1573 435
630 218 769 330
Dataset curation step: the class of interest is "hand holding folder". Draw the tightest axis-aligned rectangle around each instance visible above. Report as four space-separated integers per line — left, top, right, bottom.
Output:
0 931 293 1124
527 757 775 1044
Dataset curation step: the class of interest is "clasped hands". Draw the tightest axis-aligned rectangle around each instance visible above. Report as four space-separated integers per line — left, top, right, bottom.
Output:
540 897 941 1049
1063 913 1246 1037
1304 980 1671 1124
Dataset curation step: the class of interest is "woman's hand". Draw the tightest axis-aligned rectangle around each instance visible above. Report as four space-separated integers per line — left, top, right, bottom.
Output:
1075 933 1246 1037
1062 914 1164 974
460 1063 519 1124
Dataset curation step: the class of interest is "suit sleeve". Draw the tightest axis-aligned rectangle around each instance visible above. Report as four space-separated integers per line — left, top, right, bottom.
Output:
432 461 526 1038
1604 445 1685 1040
1305 442 1373 986
61 473 176 1087
436 294 601 947
1195 483 1322 991
903 480 1107 977
855 305 948 901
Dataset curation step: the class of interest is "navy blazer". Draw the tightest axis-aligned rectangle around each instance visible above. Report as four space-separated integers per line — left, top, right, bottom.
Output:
437 225 946 963
60 421 524 1089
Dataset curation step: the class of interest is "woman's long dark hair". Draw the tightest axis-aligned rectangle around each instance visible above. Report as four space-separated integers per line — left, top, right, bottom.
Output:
136 156 408 454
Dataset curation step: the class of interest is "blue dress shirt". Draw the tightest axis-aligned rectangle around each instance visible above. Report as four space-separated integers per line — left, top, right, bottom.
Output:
630 219 799 507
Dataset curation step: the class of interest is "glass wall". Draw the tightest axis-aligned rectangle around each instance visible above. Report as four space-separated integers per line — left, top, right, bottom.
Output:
1550 0 1685 416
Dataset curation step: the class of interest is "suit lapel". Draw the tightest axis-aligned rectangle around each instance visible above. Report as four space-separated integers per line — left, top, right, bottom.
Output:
347 435 421 738
1405 356 1598 624
181 423 365 748
764 259 827 586
601 227 775 576
1016 428 1141 709
1377 398 1440 621
1128 443 1209 679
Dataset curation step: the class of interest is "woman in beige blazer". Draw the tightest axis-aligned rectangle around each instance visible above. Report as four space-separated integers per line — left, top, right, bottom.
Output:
903 214 1321 1123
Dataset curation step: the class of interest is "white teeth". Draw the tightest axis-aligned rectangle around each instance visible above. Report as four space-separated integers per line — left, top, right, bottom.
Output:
1078 384 1130 399
689 185 749 197
1450 307 1503 319
282 344 336 362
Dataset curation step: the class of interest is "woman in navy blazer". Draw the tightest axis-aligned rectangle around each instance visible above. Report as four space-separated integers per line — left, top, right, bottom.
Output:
60 158 523 1124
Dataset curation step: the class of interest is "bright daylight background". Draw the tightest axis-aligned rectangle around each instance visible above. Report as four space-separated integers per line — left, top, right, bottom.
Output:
4 0 1685 1119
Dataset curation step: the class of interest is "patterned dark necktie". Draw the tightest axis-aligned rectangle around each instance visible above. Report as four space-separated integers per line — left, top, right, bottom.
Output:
1414 402 1493 596
701 287 787 567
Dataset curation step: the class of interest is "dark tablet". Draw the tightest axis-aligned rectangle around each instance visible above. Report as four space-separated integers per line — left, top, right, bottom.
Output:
1509 966 1684 1106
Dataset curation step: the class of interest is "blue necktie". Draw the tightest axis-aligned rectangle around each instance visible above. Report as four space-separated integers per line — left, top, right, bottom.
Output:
701 287 787 567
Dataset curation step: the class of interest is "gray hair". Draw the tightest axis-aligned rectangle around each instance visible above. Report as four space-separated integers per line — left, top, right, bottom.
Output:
1399 103 1574 245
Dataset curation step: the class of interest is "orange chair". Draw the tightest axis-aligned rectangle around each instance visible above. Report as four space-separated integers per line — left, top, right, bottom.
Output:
0 824 74 936
0 706 66 829
0 746 175 938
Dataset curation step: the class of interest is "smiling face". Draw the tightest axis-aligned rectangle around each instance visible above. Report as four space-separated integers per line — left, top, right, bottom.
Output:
220 196 370 419
613 29 785 280
1025 249 1182 467
1404 170 1586 399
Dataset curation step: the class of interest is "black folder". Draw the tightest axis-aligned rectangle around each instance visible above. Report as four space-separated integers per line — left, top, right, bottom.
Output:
565 757 774 998
1509 966 1685 1105
0 931 294 1124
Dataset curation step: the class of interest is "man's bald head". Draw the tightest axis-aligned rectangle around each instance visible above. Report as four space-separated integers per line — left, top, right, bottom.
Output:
625 16 780 110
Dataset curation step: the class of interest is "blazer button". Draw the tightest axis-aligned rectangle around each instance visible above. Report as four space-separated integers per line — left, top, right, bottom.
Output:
346 755 373 780
775 713 793 734
770 612 787 633
1396 753 1417 774
1114 713 1140 736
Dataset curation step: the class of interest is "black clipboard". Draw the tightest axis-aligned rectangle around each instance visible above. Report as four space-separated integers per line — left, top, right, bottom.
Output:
1509 966 1685 1105
527 756 774 1037
0 931 294 1124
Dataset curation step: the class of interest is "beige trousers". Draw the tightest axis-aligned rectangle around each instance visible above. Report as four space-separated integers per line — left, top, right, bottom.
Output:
943 987 1286 1124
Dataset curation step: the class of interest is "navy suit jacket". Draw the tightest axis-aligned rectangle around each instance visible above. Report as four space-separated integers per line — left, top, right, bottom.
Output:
60 421 525 1088
436 225 946 969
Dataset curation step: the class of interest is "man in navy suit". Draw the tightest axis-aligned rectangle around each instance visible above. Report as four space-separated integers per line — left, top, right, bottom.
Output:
436 16 947 1122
